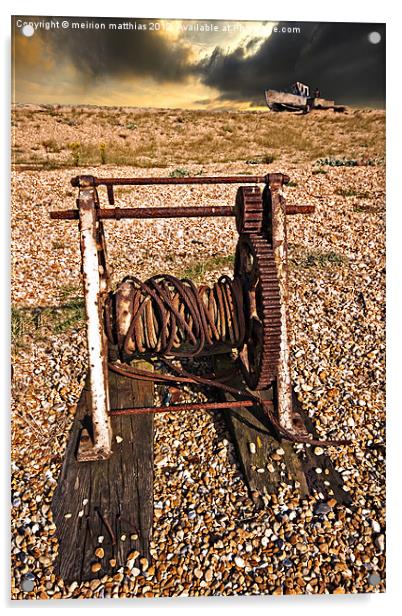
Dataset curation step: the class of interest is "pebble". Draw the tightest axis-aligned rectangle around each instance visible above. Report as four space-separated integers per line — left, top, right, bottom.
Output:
205 569 213 582
91 563 102 573
315 502 332 515
95 548 104 558
368 572 381 586
234 556 245 568
21 574 35 592
371 520 381 533
248 442 256 454
375 534 385 553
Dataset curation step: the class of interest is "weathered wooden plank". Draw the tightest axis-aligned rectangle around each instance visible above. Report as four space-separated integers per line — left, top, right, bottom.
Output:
51 361 154 582
293 398 352 505
215 356 308 504
214 355 351 505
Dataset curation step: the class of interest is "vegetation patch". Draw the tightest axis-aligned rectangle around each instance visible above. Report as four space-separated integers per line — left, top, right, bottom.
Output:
12 287 85 347
289 247 348 269
335 188 371 198
180 254 234 282
169 168 191 178
316 157 359 167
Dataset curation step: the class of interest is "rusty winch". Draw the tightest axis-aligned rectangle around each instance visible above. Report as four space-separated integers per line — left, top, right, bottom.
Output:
51 172 322 462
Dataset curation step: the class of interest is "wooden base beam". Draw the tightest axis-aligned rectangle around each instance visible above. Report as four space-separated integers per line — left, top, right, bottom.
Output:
51 361 154 582
215 355 351 506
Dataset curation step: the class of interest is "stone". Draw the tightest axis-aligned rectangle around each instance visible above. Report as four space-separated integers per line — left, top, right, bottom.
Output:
368 572 381 586
21 574 35 592
205 569 213 582
248 442 256 454
371 520 381 533
315 502 331 515
375 534 385 552
234 556 245 567
91 563 102 573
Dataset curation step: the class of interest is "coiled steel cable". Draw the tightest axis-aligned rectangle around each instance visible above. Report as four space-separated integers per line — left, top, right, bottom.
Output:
104 274 246 359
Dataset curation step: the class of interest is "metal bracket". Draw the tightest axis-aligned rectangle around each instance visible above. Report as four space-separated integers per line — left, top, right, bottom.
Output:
268 173 306 437
77 182 113 461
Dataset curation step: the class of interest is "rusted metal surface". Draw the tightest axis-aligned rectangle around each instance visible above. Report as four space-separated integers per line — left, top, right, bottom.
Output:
285 205 315 215
51 203 310 221
268 173 298 434
235 234 281 390
234 186 263 234
104 275 245 359
71 174 289 188
76 184 112 461
109 399 254 416
50 206 235 220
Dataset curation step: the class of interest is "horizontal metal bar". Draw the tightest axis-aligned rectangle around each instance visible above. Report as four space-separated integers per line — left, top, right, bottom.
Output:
71 174 289 188
109 399 257 416
50 203 312 222
50 206 236 220
286 205 315 215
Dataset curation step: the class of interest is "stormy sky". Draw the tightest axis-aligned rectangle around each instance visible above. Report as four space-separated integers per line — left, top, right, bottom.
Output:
12 17 385 108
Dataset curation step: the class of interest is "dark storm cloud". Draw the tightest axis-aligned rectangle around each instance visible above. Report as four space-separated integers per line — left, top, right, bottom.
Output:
196 22 386 106
14 16 195 83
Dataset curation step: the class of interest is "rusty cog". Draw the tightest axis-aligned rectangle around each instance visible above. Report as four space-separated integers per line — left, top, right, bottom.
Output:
234 186 264 234
234 233 282 390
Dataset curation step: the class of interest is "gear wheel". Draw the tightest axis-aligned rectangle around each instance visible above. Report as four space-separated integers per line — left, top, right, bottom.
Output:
234 233 281 390
234 186 263 234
